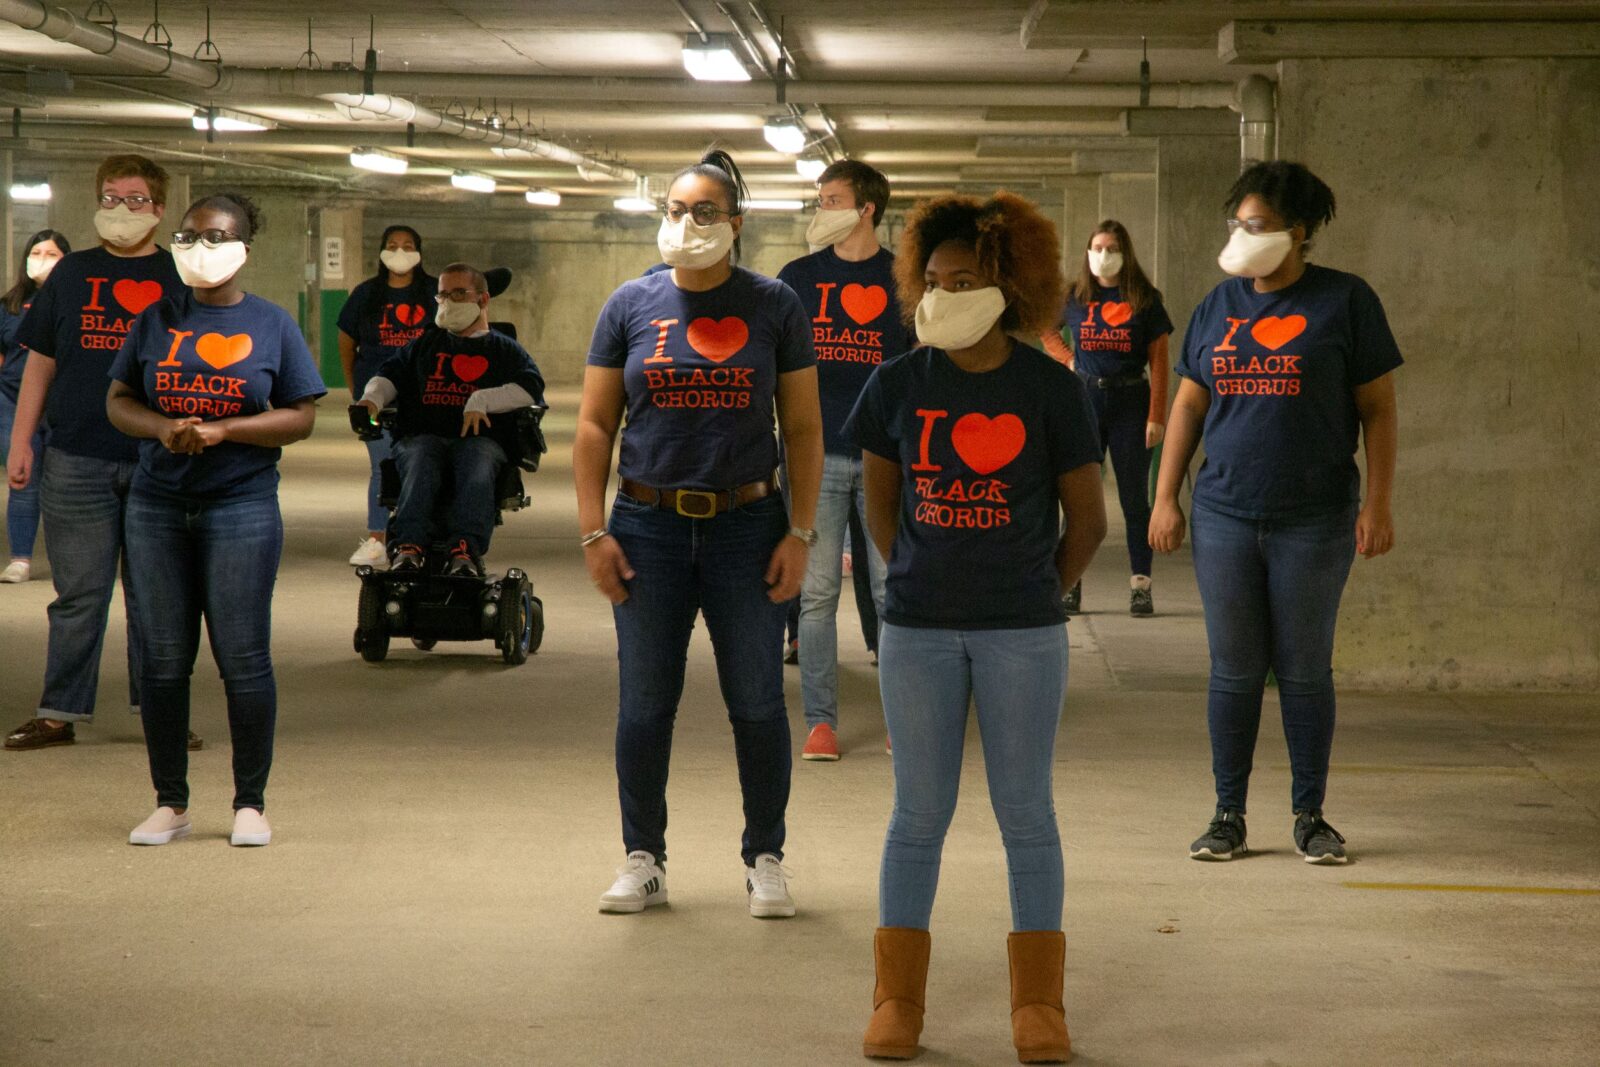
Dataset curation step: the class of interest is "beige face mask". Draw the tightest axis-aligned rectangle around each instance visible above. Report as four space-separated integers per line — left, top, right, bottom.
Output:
94 203 161 248
914 287 1007 351
435 297 482 333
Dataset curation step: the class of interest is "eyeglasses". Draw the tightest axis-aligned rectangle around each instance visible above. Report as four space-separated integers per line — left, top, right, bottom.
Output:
665 202 735 226
171 229 243 249
435 288 484 304
1225 217 1280 236
100 194 157 210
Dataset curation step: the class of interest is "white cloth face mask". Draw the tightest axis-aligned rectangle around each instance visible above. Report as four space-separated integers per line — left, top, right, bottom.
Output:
172 241 248 289
435 298 481 333
1217 228 1293 278
25 254 58 283
914 287 1008 351
1087 249 1124 278
657 216 735 270
380 248 422 274
94 204 161 248
805 207 863 249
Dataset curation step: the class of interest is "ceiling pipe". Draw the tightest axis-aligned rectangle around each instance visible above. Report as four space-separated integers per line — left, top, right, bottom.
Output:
0 0 228 86
1236 74 1276 167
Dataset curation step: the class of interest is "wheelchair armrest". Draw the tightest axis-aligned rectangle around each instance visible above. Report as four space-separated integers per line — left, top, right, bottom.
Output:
348 405 397 440
514 405 550 473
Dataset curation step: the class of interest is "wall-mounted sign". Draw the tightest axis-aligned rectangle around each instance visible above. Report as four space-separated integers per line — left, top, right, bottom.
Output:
323 236 344 282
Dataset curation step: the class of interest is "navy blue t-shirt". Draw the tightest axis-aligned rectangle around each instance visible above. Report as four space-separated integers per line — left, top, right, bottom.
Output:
373 327 546 457
110 292 327 502
1176 264 1403 519
15 247 184 461
337 275 435 395
778 246 910 455
587 267 815 490
845 341 1101 630
1060 285 1173 379
0 300 34 403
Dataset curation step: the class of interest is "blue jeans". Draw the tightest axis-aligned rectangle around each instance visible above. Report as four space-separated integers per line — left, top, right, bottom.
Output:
125 492 282 811
877 622 1068 932
1082 377 1153 577
391 434 506 557
36 450 142 721
799 453 886 729
0 392 43 559
363 435 391 534
1190 502 1357 813
608 492 791 866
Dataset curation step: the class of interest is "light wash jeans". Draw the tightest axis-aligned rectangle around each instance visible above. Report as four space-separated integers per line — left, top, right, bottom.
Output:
877 621 1068 931
798 453 886 729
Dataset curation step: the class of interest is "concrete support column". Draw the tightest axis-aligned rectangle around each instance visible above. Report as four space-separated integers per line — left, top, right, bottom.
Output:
1274 55 1600 689
313 204 363 392
46 168 98 251
1060 175 1101 271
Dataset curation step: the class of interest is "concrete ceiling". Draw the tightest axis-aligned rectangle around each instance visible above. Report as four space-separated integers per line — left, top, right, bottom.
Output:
0 0 1591 205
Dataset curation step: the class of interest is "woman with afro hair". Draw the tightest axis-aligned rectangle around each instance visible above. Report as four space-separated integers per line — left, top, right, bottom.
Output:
845 191 1106 1063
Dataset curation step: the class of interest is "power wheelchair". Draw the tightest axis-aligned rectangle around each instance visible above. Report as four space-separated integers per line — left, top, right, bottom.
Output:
347 397 549 666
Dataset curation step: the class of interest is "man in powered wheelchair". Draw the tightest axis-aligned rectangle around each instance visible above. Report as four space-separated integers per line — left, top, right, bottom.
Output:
348 262 548 665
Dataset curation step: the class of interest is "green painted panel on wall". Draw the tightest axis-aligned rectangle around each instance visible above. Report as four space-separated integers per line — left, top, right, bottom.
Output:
319 289 348 387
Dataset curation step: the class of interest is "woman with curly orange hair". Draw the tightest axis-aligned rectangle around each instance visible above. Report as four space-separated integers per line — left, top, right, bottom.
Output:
844 192 1106 1063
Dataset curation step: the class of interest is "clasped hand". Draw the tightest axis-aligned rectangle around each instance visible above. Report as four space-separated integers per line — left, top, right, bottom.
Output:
160 417 225 454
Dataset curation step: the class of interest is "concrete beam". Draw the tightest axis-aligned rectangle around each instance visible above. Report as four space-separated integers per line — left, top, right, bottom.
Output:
1221 19 1600 62
1124 107 1239 136
975 135 1156 157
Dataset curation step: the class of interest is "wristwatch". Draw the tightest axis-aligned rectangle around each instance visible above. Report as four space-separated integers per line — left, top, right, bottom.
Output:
787 526 818 546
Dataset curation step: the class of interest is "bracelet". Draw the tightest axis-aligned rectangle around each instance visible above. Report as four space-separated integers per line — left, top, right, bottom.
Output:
580 528 610 547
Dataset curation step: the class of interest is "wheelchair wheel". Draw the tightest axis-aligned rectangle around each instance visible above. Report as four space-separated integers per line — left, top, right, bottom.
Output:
356 579 389 663
528 595 545 654
499 574 533 666
411 637 438 652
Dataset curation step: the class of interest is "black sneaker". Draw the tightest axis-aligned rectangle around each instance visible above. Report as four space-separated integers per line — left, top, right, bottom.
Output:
1294 810 1348 864
1063 581 1082 615
1189 808 1248 860
1130 579 1153 616
445 540 483 578
390 543 426 573
783 639 799 666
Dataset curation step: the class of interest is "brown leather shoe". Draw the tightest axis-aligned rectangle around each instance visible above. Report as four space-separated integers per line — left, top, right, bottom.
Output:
863 926 931 1059
5 718 75 750
188 730 204 751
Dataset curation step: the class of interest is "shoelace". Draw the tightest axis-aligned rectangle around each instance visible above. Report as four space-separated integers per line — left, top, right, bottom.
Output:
615 855 658 883
749 860 794 894
1300 815 1345 846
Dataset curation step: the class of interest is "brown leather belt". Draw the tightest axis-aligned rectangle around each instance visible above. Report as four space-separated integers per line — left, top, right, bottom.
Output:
618 475 778 518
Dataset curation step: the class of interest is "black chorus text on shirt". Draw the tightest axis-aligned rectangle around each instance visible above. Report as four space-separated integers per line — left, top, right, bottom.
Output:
1175 264 1402 520
1060 285 1173 379
587 267 815 491
15 246 185 461
845 341 1101 631
110 291 327 502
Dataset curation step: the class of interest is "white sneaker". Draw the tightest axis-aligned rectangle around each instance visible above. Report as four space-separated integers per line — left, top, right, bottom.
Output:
129 806 191 845
231 808 272 847
348 537 388 568
599 851 668 913
745 853 796 918
0 559 30 583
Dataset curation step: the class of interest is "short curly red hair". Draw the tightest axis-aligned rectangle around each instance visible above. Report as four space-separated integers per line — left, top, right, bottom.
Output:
894 191 1064 337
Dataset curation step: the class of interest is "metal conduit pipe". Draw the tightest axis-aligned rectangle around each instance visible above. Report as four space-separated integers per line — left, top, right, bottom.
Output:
0 0 227 85
1237 74 1276 167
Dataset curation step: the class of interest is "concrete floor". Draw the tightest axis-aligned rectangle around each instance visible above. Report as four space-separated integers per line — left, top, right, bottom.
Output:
2 389 1597 1067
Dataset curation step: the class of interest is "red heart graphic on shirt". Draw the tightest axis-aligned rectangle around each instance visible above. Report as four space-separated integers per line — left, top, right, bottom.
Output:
194 332 253 370
1251 315 1306 351
394 303 426 327
1101 301 1133 327
686 317 749 364
452 354 489 382
840 284 888 326
113 279 163 315
951 413 1026 475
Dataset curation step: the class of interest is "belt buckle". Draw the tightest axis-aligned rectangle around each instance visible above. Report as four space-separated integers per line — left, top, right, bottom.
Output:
674 489 718 518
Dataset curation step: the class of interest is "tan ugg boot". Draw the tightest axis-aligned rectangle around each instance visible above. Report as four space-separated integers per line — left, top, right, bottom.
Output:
862 927 931 1060
1007 931 1072 1063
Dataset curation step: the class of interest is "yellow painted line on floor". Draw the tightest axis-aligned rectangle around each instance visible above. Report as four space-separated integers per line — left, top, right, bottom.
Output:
1322 764 1542 776
1343 882 1600 896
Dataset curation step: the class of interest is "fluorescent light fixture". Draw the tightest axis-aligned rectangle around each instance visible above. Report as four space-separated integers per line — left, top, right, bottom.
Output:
613 196 657 213
9 181 50 202
524 188 562 207
682 33 751 82
451 171 497 194
763 118 808 155
795 157 827 181
746 199 805 211
191 107 275 132
350 147 408 175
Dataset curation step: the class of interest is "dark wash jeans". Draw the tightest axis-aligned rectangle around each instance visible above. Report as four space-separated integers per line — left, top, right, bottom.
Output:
124 491 283 811
1190 501 1357 814
391 433 506 557
608 492 791 866
1081 376 1153 577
